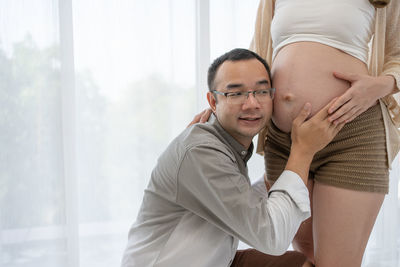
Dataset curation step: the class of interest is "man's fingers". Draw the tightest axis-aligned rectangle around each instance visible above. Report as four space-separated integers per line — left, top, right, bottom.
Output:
293 103 311 126
333 121 346 134
324 120 345 144
312 97 338 121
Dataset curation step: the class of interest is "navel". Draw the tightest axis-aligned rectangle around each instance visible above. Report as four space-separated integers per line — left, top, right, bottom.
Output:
283 93 295 102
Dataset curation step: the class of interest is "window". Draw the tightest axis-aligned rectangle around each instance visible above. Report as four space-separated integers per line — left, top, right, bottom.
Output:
0 1 398 266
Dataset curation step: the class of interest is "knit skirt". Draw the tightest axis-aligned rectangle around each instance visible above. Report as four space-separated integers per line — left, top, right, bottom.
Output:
265 104 389 194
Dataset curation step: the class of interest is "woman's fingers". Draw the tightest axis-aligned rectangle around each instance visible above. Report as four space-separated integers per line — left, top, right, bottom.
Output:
328 93 352 114
200 108 212 123
187 108 213 127
332 106 362 124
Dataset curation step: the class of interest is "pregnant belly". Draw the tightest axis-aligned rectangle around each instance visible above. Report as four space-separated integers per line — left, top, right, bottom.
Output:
271 42 369 132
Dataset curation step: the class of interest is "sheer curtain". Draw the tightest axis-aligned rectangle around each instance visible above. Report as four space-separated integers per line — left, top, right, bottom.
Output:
0 1 70 266
0 1 398 267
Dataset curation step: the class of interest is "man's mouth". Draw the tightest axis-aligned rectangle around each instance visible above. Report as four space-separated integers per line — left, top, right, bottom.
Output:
239 116 262 121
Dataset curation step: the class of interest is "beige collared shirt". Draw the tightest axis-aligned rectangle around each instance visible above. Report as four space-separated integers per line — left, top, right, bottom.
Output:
121 115 310 267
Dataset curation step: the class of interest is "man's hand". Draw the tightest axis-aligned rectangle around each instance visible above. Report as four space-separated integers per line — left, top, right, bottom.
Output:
291 98 345 157
285 99 346 184
187 109 213 127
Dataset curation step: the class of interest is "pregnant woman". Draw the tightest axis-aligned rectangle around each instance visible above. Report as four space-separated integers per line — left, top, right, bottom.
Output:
251 0 400 265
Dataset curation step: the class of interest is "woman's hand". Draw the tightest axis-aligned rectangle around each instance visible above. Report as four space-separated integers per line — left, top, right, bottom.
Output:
187 108 213 127
327 71 395 124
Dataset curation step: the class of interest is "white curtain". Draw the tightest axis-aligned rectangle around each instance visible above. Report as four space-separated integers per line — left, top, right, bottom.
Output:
0 0 398 266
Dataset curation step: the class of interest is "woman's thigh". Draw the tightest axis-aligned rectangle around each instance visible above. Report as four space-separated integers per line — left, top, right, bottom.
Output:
312 182 384 267
292 179 314 263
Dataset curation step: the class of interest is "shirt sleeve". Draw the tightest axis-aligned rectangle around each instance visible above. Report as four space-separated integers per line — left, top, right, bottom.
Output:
251 175 269 198
269 170 310 213
176 144 310 255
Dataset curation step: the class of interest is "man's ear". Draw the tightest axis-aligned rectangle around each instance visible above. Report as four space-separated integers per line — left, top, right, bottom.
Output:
207 91 217 113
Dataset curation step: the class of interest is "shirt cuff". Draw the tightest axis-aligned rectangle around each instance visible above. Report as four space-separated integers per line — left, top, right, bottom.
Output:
268 170 310 213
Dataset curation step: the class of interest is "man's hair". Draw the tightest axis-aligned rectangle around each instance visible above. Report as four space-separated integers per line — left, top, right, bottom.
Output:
207 48 272 92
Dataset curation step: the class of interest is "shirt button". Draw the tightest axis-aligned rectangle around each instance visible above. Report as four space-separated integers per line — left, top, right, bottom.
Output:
241 151 246 155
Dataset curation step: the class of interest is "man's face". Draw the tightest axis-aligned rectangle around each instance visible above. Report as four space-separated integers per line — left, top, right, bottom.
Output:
207 59 273 148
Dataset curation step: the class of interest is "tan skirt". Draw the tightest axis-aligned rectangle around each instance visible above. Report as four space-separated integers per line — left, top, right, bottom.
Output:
265 104 389 194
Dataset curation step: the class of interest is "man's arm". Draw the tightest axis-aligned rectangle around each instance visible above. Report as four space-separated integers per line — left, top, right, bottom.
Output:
285 100 345 184
177 101 345 255
176 144 310 255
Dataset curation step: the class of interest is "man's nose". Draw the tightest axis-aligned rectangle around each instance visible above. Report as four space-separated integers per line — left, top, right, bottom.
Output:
242 92 260 109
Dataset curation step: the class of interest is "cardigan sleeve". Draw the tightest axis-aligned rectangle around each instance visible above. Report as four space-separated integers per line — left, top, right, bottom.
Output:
249 0 275 155
380 0 400 127
381 0 400 91
250 0 274 65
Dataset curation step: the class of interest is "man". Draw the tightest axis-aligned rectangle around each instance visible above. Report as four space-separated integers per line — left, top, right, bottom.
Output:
121 48 344 267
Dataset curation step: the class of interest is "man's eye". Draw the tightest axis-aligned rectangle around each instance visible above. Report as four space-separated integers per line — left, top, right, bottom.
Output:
227 92 243 98
257 90 269 95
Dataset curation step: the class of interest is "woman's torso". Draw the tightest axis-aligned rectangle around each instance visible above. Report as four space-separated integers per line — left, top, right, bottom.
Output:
270 0 375 132
271 43 370 132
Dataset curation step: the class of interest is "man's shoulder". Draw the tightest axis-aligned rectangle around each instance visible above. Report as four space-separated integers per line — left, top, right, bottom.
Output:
155 122 239 174
183 123 228 146
171 123 235 160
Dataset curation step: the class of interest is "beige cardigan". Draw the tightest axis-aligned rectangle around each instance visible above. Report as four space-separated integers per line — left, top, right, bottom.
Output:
251 0 400 168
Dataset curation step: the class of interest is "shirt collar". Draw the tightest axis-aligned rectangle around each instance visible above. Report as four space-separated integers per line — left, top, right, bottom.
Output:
209 113 254 163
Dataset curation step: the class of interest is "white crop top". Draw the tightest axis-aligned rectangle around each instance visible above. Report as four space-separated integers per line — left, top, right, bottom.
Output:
271 0 376 63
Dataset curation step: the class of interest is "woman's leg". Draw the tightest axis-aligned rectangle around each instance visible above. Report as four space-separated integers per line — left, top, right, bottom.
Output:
292 104 388 266
267 104 387 266
312 182 384 267
292 178 315 264
291 180 385 266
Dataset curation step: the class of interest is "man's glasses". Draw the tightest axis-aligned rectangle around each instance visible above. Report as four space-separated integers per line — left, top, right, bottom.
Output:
212 88 275 105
